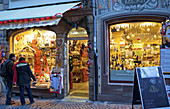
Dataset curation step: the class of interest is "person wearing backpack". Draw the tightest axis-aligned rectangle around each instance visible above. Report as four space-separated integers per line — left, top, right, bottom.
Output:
3 53 15 105
13 57 36 105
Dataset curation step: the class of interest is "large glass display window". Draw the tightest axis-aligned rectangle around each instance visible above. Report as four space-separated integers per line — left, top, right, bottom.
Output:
109 22 162 84
13 28 56 88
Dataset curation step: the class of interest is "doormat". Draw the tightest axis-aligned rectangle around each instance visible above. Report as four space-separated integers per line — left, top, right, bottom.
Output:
70 92 89 97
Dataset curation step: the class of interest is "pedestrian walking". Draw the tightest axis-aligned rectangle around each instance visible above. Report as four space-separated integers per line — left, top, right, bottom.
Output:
13 57 36 105
3 53 15 105
0 58 7 94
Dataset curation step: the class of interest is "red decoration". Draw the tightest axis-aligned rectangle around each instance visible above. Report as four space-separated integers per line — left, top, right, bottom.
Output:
137 37 140 40
46 17 50 20
35 18 39 21
0 22 3 24
9 20 12 22
19 20 23 23
29 19 34 21
4 21 7 24
24 19 28 22
40 18 45 20
52 16 56 18
14 20 18 22
88 62 92 66
88 45 92 49
16 35 20 41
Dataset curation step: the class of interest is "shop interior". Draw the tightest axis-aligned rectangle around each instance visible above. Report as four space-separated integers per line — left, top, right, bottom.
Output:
13 28 56 88
67 27 89 99
109 22 162 82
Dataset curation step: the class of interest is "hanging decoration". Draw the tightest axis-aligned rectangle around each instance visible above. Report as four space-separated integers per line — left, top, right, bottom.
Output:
161 20 170 37
87 40 92 77
63 16 90 35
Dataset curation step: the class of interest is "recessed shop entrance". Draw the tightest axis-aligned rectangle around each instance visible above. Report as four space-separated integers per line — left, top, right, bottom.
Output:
67 27 89 99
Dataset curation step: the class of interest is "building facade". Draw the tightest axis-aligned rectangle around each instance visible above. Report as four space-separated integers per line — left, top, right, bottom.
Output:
95 0 170 102
0 0 95 101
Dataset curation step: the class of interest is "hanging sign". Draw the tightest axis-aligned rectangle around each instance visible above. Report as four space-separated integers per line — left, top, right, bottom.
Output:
49 68 62 94
132 66 169 109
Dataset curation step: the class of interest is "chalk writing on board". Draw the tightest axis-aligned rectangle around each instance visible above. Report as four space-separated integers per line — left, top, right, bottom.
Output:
149 78 156 84
140 67 159 78
149 85 159 93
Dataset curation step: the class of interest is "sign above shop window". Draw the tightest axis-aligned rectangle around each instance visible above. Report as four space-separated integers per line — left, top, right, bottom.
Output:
0 18 61 30
121 0 148 5
98 0 158 15
113 0 158 11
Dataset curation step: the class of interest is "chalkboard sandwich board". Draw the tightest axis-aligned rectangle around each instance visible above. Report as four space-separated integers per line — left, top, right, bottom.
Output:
132 66 169 109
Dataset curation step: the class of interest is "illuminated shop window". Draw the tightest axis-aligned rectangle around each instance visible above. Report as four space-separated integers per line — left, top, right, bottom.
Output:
14 29 56 88
109 22 162 83
68 27 88 38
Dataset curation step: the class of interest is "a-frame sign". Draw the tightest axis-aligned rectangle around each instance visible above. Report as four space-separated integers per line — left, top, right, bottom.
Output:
132 66 169 109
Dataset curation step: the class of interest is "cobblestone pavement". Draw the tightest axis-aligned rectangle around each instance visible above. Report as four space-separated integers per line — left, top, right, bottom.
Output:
0 93 142 109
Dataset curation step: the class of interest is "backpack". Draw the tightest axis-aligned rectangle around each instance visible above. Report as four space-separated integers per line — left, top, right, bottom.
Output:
0 60 11 77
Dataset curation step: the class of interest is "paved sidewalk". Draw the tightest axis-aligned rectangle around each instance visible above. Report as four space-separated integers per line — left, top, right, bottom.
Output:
0 93 142 109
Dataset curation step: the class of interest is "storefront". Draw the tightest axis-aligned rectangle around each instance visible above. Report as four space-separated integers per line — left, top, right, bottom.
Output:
10 28 56 89
0 1 94 100
67 27 89 99
96 0 170 102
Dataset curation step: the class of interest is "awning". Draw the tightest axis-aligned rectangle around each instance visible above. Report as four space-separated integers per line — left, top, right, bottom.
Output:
0 2 81 30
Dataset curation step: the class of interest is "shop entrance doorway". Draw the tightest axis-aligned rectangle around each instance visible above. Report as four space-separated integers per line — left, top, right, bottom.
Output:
67 27 89 99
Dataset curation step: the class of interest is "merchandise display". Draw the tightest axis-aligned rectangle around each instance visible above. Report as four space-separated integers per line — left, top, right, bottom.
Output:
14 29 57 88
109 22 162 71
69 40 89 83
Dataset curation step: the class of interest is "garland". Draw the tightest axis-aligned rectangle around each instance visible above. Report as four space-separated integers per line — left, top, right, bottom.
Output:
63 16 89 35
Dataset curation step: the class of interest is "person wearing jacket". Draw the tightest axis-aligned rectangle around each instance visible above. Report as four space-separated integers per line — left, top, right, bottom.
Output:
13 57 36 105
5 53 15 105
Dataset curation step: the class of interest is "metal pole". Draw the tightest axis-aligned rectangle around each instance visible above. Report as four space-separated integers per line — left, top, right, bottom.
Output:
93 0 97 101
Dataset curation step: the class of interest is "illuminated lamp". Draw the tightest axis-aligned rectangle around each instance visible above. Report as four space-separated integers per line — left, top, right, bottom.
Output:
35 18 39 21
24 19 28 22
9 20 12 22
29 19 34 21
19 20 23 23
0 22 3 24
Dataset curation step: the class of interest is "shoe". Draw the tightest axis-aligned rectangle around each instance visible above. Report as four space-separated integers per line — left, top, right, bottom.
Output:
29 101 34 105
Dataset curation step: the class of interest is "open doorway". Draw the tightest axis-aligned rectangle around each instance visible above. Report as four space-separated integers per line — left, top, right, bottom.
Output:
67 27 89 99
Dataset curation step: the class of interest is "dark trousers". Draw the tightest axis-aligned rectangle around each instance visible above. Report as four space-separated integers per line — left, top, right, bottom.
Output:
5 80 13 105
19 84 34 105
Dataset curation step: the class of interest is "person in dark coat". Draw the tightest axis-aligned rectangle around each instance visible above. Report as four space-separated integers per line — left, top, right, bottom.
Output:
5 53 15 105
13 57 36 105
